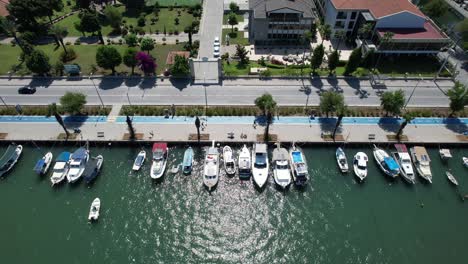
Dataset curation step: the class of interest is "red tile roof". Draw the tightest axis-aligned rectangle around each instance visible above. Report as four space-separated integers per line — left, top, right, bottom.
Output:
377 21 448 40
331 0 425 19
0 0 10 17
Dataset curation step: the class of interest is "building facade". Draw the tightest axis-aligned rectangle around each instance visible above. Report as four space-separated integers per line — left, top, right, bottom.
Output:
313 0 450 54
249 0 316 45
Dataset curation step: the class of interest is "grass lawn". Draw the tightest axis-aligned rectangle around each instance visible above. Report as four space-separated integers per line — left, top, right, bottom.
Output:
0 43 186 75
146 0 201 6
222 29 250 46
223 13 244 24
374 55 448 77
223 61 344 77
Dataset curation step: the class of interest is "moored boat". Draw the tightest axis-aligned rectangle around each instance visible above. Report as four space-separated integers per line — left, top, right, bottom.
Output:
289 144 308 186
462 157 467 168
182 147 194 175
373 145 400 178
50 151 71 186
353 152 368 182
67 147 89 183
33 152 53 176
0 143 23 177
252 143 269 188
446 171 458 186
238 145 251 180
83 155 104 184
410 146 432 183
392 144 415 184
335 147 349 173
223 145 236 176
88 198 101 221
150 143 168 179
439 148 452 160
272 143 291 189
203 141 220 191
132 150 146 171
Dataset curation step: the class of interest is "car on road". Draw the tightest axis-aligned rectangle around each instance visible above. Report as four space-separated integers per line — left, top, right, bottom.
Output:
214 37 220 47
18 86 36 94
213 46 220 58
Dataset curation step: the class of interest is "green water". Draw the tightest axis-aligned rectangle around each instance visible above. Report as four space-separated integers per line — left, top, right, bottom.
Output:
0 143 467 263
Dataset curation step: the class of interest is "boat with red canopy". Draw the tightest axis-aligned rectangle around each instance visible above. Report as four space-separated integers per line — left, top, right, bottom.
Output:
150 142 168 179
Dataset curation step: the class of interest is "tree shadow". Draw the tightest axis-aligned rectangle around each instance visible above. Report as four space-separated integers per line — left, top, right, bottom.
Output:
318 117 336 133
29 77 53 88
124 76 142 88
377 117 400 133
98 78 124 90
444 118 468 134
139 77 157 90
311 76 324 94
77 36 100 44
169 78 191 91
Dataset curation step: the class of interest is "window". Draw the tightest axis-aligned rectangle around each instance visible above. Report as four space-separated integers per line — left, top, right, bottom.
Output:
351 12 357 20
348 21 355 29
336 11 347 20
334 21 345 29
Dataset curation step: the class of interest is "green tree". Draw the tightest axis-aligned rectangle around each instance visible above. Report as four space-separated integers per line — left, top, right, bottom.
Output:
140 37 155 54
123 48 138 75
334 30 346 49
380 90 405 116
229 2 239 12
235 44 249 64
125 33 138 47
375 32 394 69
80 10 104 43
25 49 51 76
7 0 63 28
319 23 332 44
47 103 69 138
423 0 448 18
96 46 122 74
396 112 415 140
228 12 238 33
255 93 277 142
447 82 468 115
319 91 345 117
310 44 324 73
54 61 64 76
358 23 373 39
344 48 362 75
0 19 25 52
60 92 87 115
310 22 317 39
328 50 340 74
49 25 69 54
104 5 122 32
171 55 190 76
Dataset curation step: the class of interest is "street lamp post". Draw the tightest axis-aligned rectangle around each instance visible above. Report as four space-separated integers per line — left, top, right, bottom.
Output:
89 73 105 108
0 96 8 108
404 74 423 109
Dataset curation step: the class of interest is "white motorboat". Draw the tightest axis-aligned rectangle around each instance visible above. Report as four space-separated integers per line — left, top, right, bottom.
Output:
50 151 71 186
289 144 308 186
272 143 291 189
67 147 89 183
252 143 269 188
238 145 251 180
223 145 236 176
182 147 194 175
150 143 168 179
392 144 415 184
373 145 400 178
439 148 452 160
203 140 220 191
353 152 368 182
88 198 101 221
132 150 146 171
463 157 468 168
0 143 23 177
446 171 459 186
410 146 432 183
335 147 349 173
33 152 53 176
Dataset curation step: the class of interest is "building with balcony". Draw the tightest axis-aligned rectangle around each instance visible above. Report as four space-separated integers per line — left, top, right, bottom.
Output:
249 0 316 45
313 0 450 54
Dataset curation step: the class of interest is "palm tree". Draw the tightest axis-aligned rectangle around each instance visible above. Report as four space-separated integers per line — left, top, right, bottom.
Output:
332 105 347 142
255 93 277 142
319 24 332 45
396 113 414 140
47 103 70 139
49 25 69 54
358 23 373 40
126 115 135 140
375 32 394 70
1 19 24 52
334 30 345 50
195 116 201 142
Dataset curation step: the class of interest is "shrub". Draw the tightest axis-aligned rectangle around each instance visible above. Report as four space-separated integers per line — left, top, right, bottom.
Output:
59 48 77 62
74 39 81 45
137 16 146 27
270 58 284 65
65 41 72 45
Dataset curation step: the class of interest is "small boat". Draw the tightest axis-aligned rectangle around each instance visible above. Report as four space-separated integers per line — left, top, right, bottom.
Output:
353 152 368 182
83 155 103 184
272 143 292 189
50 151 71 185
410 146 432 183
150 142 168 179
373 145 400 178
182 147 194 175
439 148 452 160
462 157 467 168
223 145 236 176
132 150 146 171
0 143 23 177
238 145 251 180
289 144 308 186
252 143 269 188
88 198 101 221
67 147 89 183
335 147 348 173
203 140 220 191
446 171 458 186
392 144 416 184
33 152 53 176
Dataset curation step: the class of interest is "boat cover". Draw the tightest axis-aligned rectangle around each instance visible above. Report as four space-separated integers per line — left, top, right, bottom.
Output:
291 151 303 163
152 143 167 152
72 148 87 161
0 144 17 168
56 152 71 162
255 143 267 153
440 149 452 158
394 144 408 153
384 157 399 171
183 149 193 166
413 146 431 162
272 148 288 162
33 159 45 173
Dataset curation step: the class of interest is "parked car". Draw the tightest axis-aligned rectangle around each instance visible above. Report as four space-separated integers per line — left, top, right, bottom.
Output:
18 86 36 94
214 37 220 47
213 46 220 57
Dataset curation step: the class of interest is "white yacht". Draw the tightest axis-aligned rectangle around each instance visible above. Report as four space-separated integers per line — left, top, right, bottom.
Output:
67 147 89 183
335 147 349 173
50 151 71 186
252 143 269 188
150 143 168 179
272 143 291 189
238 145 251 180
88 198 101 221
410 146 432 183
353 152 368 182
289 144 308 186
203 141 220 191
373 145 400 178
33 152 53 176
392 144 416 184
223 145 236 176
0 143 23 177
439 148 452 160
132 150 146 171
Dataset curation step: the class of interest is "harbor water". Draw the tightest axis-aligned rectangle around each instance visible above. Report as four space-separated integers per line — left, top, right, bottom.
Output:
0 143 467 263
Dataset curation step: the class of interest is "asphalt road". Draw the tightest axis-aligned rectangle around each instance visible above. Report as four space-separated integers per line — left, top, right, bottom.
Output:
0 78 453 107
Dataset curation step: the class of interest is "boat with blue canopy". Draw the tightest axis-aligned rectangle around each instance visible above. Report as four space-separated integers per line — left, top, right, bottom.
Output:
33 152 53 176
289 144 308 186
67 147 89 183
182 147 194 175
373 145 400 178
